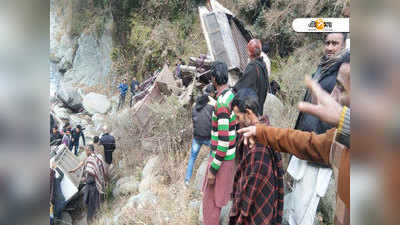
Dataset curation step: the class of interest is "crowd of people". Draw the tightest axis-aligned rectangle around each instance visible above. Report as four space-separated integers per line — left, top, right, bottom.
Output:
50 124 116 225
184 33 350 225
49 32 350 225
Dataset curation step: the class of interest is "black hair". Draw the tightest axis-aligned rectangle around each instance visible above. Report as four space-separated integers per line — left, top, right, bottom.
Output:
231 88 260 117
93 136 99 144
210 61 228 85
324 32 348 44
77 125 82 129
203 84 215 95
87 144 95 152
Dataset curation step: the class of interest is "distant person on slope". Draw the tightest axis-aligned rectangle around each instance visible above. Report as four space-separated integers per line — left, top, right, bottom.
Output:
130 76 140 108
71 125 86 156
117 78 129 111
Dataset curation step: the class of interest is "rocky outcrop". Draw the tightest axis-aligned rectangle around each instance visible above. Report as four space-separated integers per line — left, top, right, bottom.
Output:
82 92 111 115
63 14 113 87
263 93 284 126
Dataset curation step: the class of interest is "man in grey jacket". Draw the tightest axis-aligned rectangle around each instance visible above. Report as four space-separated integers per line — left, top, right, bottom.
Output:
184 84 216 186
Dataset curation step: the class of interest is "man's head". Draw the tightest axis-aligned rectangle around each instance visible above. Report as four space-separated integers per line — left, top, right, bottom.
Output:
324 33 347 58
332 52 350 106
93 136 99 144
52 127 58 134
122 78 127 84
247 39 262 59
76 125 81 132
66 129 71 135
231 89 260 127
210 61 228 88
85 144 95 156
203 84 215 98
102 125 109 134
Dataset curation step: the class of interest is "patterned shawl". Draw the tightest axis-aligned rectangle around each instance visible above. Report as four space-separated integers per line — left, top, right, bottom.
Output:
85 154 106 194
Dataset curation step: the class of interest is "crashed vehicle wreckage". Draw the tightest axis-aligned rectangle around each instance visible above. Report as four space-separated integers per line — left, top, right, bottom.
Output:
48 0 271 217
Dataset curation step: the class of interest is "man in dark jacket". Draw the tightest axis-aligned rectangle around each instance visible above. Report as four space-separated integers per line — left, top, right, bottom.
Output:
286 33 348 225
50 161 67 225
295 33 348 134
99 128 116 165
233 39 269 116
130 76 140 108
71 125 86 156
50 126 63 146
184 84 216 186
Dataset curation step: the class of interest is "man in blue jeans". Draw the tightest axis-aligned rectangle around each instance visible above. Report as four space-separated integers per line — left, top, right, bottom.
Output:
185 84 216 186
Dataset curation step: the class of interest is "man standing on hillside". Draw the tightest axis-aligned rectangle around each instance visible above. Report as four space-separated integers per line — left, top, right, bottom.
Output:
233 39 269 116
184 84 216 186
117 78 129 111
229 88 284 225
130 76 140 108
286 33 348 225
99 126 116 169
202 61 237 225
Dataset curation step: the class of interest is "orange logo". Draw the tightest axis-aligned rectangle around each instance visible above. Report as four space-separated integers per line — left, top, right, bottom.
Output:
315 18 325 30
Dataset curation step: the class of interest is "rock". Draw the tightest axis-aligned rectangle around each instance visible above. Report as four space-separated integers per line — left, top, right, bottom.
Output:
113 176 139 196
69 114 89 128
194 159 208 191
56 83 83 113
58 211 72 225
63 15 113 87
53 104 71 120
74 213 88 225
318 177 336 224
92 113 106 131
199 200 232 225
125 191 157 210
263 93 284 126
82 92 111 114
189 200 201 211
219 201 232 225
142 156 160 179
138 176 153 193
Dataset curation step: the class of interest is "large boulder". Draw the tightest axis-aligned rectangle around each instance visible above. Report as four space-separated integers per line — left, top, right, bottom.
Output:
263 93 284 126
82 92 111 115
113 176 139 196
194 159 208 191
56 83 83 113
53 104 71 121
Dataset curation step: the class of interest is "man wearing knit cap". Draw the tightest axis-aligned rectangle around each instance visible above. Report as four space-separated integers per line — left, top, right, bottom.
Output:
233 39 269 116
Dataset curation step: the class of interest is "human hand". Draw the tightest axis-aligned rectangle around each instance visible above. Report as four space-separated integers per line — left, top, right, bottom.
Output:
237 126 256 148
69 169 75 173
207 171 216 185
298 76 343 126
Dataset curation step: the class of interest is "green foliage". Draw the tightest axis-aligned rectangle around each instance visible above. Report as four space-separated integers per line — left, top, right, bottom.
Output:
236 0 347 57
